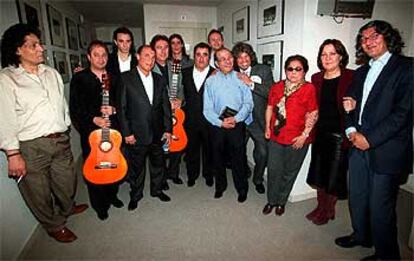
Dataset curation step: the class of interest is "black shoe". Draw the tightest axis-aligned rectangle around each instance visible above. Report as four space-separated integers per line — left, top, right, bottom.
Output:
111 198 124 208
153 192 171 202
237 193 247 203
255 183 265 194
128 200 138 211
335 234 372 248
187 179 195 187
214 191 223 199
161 181 170 190
97 210 108 220
171 177 183 185
360 254 378 261
205 178 214 187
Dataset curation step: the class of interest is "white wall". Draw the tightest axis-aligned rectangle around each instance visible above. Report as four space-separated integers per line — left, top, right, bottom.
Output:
95 26 143 49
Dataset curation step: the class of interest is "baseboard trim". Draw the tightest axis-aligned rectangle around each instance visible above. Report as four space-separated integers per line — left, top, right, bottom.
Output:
288 190 316 203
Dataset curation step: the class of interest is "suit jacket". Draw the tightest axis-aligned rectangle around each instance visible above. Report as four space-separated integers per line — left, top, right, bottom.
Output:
106 52 138 77
312 68 354 148
117 68 172 146
345 54 413 175
182 66 215 129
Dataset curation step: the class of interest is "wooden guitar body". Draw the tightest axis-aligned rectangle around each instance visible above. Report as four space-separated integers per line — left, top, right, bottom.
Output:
170 107 188 152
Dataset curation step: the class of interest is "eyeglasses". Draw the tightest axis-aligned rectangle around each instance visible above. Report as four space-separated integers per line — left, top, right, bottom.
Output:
360 32 381 44
286 67 303 72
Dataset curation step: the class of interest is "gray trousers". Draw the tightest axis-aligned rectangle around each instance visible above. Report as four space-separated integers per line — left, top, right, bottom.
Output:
18 133 76 232
267 141 308 205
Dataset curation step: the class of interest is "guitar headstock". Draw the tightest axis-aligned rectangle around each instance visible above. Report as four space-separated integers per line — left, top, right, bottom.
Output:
102 73 111 91
171 59 182 74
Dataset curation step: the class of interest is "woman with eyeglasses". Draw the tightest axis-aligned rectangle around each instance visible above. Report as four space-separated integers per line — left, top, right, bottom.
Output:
263 55 318 216
305 39 354 225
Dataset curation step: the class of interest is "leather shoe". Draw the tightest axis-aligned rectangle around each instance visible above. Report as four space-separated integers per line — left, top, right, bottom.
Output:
335 234 372 248
70 204 88 216
48 227 77 243
153 192 171 202
187 179 195 187
205 178 214 187
275 205 285 216
262 203 274 215
360 254 378 261
128 200 138 211
214 191 223 199
255 183 265 194
161 181 170 190
111 198 124 208
97 210 109 220
237 193 247 203
171 177 183 185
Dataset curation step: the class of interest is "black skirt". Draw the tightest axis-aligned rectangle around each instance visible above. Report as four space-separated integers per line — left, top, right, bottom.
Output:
307 131 348 199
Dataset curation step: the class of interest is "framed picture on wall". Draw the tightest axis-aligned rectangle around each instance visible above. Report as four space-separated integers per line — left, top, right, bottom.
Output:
66 18 79 50
69 54 80 72
80 54 88 68
47 4 65 47
53 51 69 83
16 0 45 42
257 41 283 81
78 25 88 49
257 0 284 38
232 6 250 43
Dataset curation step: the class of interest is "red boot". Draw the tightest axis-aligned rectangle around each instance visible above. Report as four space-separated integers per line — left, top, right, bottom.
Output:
305 189 325 221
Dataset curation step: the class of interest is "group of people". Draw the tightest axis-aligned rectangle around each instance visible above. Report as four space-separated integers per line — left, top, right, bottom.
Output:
1 19 412 260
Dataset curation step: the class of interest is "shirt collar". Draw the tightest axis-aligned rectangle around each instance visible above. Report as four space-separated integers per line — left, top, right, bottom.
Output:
137 66 152 79
369 51 391 67
194 65 210 74
240 66 251 75
15 63 47 76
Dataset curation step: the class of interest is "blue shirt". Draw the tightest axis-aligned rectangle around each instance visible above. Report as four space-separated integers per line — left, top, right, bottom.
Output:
203 70 253 127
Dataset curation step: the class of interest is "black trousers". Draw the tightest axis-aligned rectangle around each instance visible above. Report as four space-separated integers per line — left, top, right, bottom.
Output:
209 123 248 195
164 152 182 179
125 142 165 201
185 124 212 182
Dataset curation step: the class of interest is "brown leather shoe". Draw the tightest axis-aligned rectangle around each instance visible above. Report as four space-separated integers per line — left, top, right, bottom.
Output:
262 203 274 215
70 204 89 216
48 227 77 243
275 205 285 216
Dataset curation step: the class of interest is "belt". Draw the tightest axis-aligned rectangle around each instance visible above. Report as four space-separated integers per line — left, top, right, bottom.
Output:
44 132 66 139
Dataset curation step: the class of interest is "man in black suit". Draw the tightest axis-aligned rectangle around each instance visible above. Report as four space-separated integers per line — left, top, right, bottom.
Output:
182 42 215 187
106 27 137 77
232 42 274 194
117 45 172 211
336 20 413 260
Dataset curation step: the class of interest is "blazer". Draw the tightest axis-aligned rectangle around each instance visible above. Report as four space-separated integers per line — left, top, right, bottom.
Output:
182 66 215 129
345 54 413 174
312 68 354 149
117 68 172 146
106 52 138 77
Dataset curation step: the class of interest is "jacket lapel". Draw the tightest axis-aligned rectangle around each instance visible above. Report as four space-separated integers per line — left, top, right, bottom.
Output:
134 69 152 106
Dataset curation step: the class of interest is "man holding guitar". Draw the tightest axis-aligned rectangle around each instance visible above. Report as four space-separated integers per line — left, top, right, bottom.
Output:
70 40 124 221
117 45 172 211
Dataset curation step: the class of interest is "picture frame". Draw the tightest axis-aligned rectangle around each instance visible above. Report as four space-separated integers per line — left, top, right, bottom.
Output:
257 0 285 38
69 54 80 72
47 4 65 47
80 54 89 68
66 18 79 50
16 0 45 42
257 41 283 81
78 25 88 49
53 51 69 83
232 6 250 43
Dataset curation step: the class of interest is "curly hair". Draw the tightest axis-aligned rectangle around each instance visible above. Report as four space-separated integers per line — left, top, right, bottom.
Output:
1 23 41 68
231 42 258 68
317 39 349 71
168 33 189 60
111 26 135 55
355 20 404 65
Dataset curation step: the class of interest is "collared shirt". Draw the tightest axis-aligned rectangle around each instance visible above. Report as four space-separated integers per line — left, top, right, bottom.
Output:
240 66 251 76
203 70 253 127
193 65 210 92
137 67 154 105
118 55 132 73
0 64 71 150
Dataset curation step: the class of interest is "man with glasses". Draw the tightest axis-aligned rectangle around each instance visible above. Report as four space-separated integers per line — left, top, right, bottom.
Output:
203 47 253 203
336 20 413 260
0 24 87 243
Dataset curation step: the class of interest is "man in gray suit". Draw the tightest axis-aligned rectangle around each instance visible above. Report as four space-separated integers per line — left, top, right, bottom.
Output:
232 42 274 194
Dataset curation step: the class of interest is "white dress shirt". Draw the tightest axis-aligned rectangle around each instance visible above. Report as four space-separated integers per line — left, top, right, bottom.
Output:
118 55 132 73
137 67 154 105
193 66 210 92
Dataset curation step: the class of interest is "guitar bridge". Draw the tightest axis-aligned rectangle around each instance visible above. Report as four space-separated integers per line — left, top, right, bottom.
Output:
94 162 117 169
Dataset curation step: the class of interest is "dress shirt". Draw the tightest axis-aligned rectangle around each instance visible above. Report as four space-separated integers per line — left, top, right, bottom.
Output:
346 51 392 136
203 70 253 127
118 55 132 73
240 66 251 76
193 66 210 92
0 64 71 150
137 67 154 105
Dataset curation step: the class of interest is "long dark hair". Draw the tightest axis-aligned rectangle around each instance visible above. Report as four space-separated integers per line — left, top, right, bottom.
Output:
317 39 349 70
1 23 41 68
231 42 258 68
355 20 404 65
168 33 189 60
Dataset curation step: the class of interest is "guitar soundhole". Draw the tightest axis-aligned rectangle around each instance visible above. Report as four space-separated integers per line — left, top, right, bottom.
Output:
100 141 112 152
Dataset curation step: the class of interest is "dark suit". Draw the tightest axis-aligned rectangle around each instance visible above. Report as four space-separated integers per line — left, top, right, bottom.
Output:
106 52 138 77
345 54 413 259
182 66 215 183
118 68 172 202
241 64 274 186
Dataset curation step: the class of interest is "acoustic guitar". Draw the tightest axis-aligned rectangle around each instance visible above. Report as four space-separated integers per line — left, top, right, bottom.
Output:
169 60 188 152
83 74 128 184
